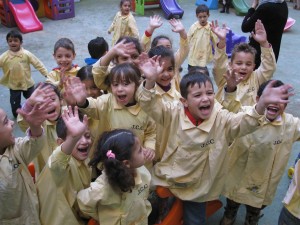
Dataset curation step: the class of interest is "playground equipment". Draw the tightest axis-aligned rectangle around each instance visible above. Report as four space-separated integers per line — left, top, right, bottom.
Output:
195 0 218 10
43 0 75 20
284 17 296 32
232 0 249 16
132 0 183 19
226 28 247 57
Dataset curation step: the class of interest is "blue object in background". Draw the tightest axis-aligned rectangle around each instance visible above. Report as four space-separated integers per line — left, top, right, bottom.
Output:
195 0 218 10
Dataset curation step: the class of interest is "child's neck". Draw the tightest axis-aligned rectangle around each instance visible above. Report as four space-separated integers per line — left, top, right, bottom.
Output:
184 107 203 126
157 82 171 92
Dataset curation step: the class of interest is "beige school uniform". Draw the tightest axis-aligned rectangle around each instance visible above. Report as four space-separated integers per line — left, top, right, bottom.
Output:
17 117 58 174
77 166 151 225
0 132 46 225
154 84 181 161
108 11 139 46
187 22 218 67
0 48 48 90
283 159 300 219
37 146 91 225
140 35 189 92
213 45 276 106
79 94 156 150
92 60 111 91
136 84 265 202
46 65 80 91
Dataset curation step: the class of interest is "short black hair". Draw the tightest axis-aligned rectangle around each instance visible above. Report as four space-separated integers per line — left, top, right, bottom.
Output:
180 72 214 99
151 35 172 49
77 65 93 81
196 4 209 14
257 80 284 97
54 38 75 54
88 37 108 59
6 30 23 43
148 45 175 68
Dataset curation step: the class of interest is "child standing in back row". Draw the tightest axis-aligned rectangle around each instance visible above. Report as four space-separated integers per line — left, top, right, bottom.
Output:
108 0 139 46
0 30 48 117
187 4 218 70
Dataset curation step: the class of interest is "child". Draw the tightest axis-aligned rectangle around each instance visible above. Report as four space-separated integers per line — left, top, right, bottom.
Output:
46 38 80 91
141 15 188 91
219 79 300 225
64 63 156 167
84 37 108 65
77 129 151 225
92 36 142 91
0 30 48 117
108 0 139 46
187 4 218 69
37 106 92 225
212 19 276 106
17 83 62 174
278 159 300 225
0 91 57 224
136 54 292 224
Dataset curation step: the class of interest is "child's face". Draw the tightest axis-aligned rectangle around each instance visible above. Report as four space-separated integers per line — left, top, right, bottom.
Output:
230 52 255 82
53 47 76 71
121 1 131 15
0 109 15 151
197 12 209 26
7 37 22 52
156 57 174 87
71 128 92 161
111 78 136 106
181 81 215 121
265 103 286 121
82 79 102 99
47 94 61 122
128 137 145 168
156 39 172 49
116 49 140 67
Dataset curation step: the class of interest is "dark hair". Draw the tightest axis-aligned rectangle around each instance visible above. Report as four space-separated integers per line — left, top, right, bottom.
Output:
180 72 214 99
119 0 131 7
257 80 284 97
88 37 108 59
77 65 93 81
188 66 210 76
56 110 84 140
151 35 172 49
54 38 75 54
89 129 137 192
196 4 209 14
231 43 256 62
6 30 23 43
106 63 141 88
116 36 142 54
148 45 175 68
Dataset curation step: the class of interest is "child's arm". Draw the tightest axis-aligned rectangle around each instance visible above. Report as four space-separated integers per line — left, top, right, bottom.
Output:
108 13 118 34
140 15 163 52
143 117 156 162
27 51 48 77
128 14 139 39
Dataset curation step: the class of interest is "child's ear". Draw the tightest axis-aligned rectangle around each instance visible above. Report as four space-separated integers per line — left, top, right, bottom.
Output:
123 160 131 168
56 138 64 145
180 97 188 108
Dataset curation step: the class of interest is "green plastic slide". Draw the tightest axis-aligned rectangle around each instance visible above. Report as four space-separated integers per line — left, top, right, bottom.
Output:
232 0 250 16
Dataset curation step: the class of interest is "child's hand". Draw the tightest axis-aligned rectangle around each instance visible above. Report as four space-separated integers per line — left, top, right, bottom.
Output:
63 77 87 106
256 80 293 114
169 18 184 34
251 20 269 47
143 147 155 162
112 39 137 58
62 106 88 139
149 15 163 31
27 83 57 107
59 67 67 88
211 20 227 41
224 68 242 92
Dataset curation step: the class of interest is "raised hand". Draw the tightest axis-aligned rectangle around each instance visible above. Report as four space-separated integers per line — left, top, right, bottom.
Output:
169 18 184 34
27 83 57 107
149 15 163 31
138 53 162 81
63 77 87 106
61 106 88 139
251 20 268 47
143 147 155 162
224 68 243 92
211 20 227 41
112 39 137 58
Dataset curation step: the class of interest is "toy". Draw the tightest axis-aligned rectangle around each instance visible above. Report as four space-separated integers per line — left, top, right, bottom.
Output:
43 0 75 20
287 152 300 179
226 28 247 57
160 0 184 19
195 0 218 10
284 17 296 32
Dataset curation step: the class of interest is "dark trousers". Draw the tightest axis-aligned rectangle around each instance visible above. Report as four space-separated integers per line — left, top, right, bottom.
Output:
183 200 206 225
278 206 300 225
10 86 34 117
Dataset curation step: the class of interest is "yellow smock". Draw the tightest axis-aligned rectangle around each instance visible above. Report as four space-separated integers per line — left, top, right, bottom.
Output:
0 48 48 90
77 166 151 225
136 84 266 203
0 131 46 225
37 146 92 225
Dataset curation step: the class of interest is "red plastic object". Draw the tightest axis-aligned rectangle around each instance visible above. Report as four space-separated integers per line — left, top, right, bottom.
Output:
28 162 36 183
284 17 296 32
8 0 43 33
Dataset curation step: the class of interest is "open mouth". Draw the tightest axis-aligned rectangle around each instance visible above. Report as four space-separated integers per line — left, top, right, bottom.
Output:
199 105 211 112
267 106 279 114
77 147 89 153
117 95 127 101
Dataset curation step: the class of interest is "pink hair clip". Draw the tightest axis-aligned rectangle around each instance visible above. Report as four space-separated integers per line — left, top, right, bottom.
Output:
106 150 115 159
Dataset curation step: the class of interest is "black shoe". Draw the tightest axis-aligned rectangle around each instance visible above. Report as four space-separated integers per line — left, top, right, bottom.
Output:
220 9 225 13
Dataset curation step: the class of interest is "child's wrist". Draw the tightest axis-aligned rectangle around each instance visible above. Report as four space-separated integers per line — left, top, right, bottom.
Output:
145 29 152 37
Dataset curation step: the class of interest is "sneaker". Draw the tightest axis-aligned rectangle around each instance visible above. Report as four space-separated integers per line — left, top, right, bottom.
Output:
220 215 236 225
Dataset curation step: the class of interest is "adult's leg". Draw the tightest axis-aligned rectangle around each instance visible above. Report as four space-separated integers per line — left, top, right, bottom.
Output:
220 198 241 225
278 206 300 225
244 204 265 225
183 200 206 225
10 89 21 117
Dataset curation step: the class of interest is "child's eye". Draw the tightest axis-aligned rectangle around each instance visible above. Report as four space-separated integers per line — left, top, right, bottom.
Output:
131 55 139 60
168 67 174 72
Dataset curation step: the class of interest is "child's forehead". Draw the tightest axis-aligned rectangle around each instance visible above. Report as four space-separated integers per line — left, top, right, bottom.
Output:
197 12 209 17
232 52 255 62
7 36 20 41
54 47 74 55
188 81 213 91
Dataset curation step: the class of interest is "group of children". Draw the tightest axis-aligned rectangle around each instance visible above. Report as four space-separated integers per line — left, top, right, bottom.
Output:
0 0 299 225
